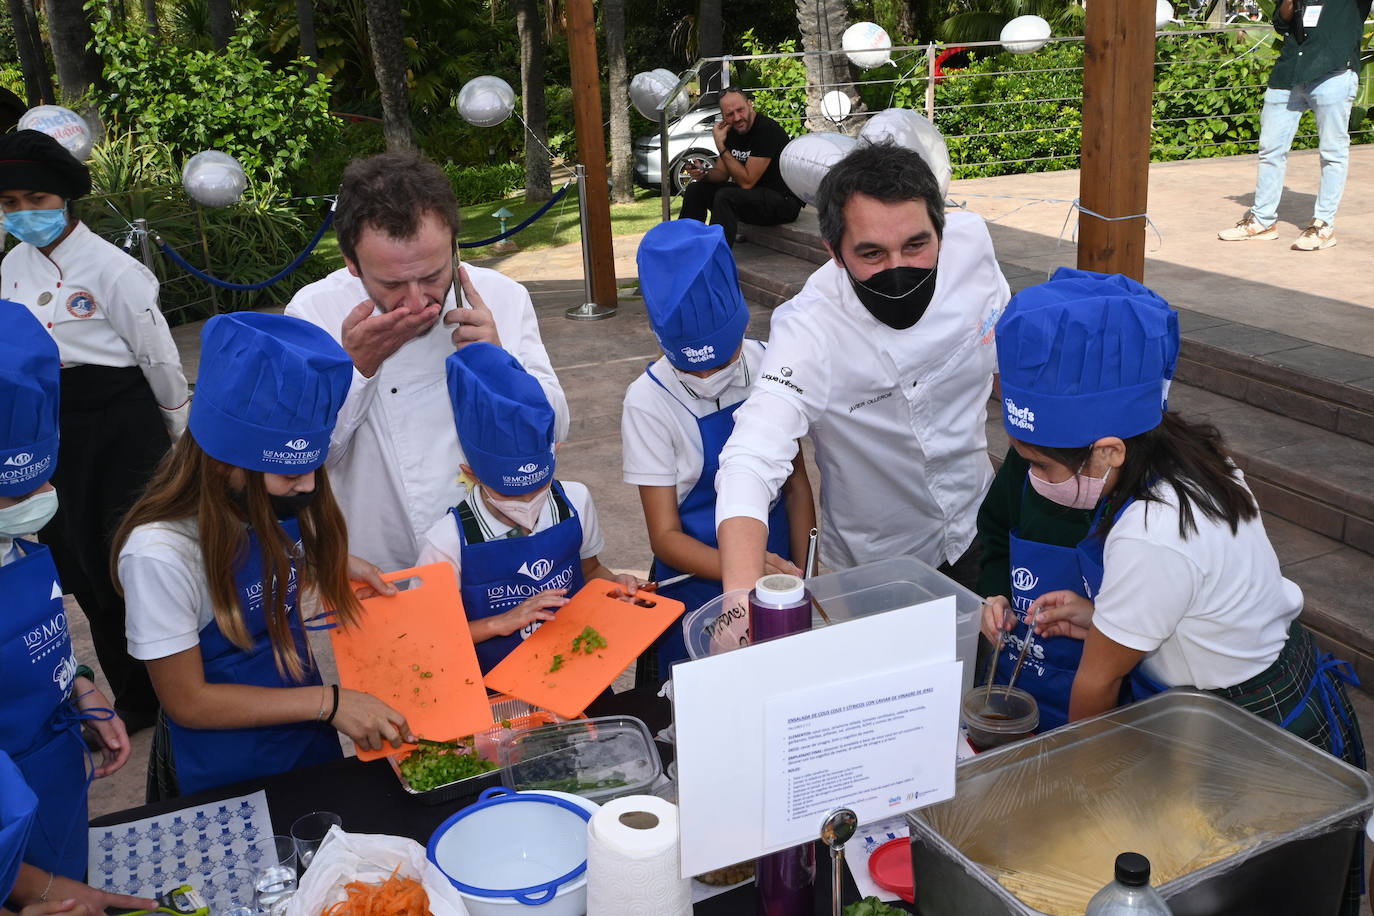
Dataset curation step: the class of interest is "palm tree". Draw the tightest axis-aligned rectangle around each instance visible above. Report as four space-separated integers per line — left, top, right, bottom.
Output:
794 0 864 132
46 0 105 139
6 0 55 105
936 0 1083 44
697 0 721 94
363 0 414 149
516 0 551 200
208 0 234 47
604 0 633 202
295 0 320 73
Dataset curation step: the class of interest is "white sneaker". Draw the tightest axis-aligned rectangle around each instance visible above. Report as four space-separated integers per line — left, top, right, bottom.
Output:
1217 211 1278 241
1291 219 1336 251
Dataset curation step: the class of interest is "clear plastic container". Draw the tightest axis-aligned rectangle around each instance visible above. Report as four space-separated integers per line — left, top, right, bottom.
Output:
960 685 1039 751
807 555 982 695
498 716 661 804
1085 853 1174 914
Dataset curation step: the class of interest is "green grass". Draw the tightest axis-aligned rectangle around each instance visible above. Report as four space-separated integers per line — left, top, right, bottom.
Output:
455 185 666 259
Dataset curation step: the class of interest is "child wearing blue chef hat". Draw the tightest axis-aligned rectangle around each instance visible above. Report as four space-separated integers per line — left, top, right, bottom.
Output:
987 269 1365 762
115 312 415 801
418 343 642 674
621 220 813 679
0 302 153 911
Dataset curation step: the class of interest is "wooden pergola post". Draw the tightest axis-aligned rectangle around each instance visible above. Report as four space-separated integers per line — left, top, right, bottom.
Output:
1078 0 1155 280
565 0 618 308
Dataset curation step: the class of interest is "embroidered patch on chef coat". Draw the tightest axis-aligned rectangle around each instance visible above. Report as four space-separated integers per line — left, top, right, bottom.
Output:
65 290 97 318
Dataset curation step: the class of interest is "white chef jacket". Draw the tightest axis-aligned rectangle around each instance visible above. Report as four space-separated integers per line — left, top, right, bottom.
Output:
2 221 190 437
284 265 570 572
715 210 1007 570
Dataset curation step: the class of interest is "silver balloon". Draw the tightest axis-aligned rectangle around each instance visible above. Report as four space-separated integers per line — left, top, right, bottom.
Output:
858 108 952 197
821 91 852 124
18 105 93 162
842 21 893 69
1001 15 1052 54
457 76 517 128
630 68 689 121
779 132 859 206
182 150 247 207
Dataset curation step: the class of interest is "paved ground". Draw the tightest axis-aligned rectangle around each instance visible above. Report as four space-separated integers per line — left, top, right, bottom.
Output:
82 147 1374 823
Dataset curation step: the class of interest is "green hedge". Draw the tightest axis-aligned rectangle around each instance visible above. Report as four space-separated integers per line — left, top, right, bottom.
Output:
444 161 526 204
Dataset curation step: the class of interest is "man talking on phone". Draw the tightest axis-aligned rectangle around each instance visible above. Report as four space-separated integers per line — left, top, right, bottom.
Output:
286 151 569 571
678 87 803 247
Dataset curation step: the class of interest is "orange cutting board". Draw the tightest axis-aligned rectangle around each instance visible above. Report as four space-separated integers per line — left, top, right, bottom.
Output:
329 563 493 761
483 578 686 718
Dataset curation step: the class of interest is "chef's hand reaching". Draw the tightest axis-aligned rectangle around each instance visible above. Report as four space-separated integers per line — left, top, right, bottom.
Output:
484 589 569 638
1027 590 1095 640
980 595 1014 645
332 690 415 752
341 298 441 378
347 554 398 600
608 573 645 601
72 678 131 777
763 553 802 577
444 265 502 349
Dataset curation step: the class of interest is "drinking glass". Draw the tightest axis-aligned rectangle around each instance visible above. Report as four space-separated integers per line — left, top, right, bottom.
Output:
205 866 255 916
251 834 298 915
291 811 342 871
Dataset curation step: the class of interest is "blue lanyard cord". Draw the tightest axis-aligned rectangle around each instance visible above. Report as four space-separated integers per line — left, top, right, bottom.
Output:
1279 654 1360 761
48 698 110 868
303 609 338 632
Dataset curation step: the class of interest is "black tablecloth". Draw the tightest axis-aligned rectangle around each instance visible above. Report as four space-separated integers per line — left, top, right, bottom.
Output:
91 687 915 914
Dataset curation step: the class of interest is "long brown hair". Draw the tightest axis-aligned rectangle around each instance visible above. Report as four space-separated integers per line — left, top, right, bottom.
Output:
113 434 364 681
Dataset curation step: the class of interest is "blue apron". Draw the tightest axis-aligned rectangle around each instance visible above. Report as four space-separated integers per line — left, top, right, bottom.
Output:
456 481 585 673
0 539 89 879
643 365 792 671
165 518 341 797
0 750 38 899
992 481 1094 732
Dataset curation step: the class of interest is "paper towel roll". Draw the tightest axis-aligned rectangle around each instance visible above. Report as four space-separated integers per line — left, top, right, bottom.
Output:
586 794 692 915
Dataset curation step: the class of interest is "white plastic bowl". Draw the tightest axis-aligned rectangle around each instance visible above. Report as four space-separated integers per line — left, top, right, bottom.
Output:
428 788 594 914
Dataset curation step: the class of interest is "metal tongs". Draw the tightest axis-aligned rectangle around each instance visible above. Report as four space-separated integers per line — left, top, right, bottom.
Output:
803 527 831 624
1005 617 1036 696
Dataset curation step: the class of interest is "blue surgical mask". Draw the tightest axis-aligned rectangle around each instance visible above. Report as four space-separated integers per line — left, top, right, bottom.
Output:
5 208 68 248
0 488 59 538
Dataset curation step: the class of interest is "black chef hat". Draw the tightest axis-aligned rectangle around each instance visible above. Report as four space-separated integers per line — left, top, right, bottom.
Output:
0 130 91 200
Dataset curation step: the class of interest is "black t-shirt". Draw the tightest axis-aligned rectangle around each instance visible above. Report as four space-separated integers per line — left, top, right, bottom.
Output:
725 113 795 198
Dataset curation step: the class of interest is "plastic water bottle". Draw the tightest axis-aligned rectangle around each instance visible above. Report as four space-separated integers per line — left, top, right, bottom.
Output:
1085 852 1174 915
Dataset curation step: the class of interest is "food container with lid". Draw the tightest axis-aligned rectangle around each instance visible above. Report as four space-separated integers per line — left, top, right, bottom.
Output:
428 787 595 916
960 685 1039 751
907 690 1374 916
499 716 661 804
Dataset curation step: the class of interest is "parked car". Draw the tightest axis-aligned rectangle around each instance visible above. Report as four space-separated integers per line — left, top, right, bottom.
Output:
633 105 721 196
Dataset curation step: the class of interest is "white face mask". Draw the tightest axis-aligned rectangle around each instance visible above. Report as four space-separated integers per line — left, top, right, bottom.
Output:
0 488 59 538
482 486 547 532
674 357 744 400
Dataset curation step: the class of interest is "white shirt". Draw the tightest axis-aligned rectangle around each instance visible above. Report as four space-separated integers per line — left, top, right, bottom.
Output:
715 210 1007 570
1093 473 1302 690
415 480 605 581
284 266 570 572
119 518 219 661
621 340 763 501
2 222 190 437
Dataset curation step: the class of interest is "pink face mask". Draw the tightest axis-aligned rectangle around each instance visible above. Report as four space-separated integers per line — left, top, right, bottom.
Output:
1028 461 1111 511
482 486 548 532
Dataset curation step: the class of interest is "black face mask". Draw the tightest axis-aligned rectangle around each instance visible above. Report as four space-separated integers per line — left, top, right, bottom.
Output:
845 264 939 330
229 487 317 519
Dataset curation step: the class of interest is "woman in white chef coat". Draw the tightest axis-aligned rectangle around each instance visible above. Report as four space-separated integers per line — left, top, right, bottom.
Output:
0 130 190 731
990 269 1365 915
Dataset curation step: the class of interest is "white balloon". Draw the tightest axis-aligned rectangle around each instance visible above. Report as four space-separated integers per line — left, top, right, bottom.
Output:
630 68 689 121
1156 0 1175 27
820 91 852 124
457 75 516 128
18 105 93 162
182 150 247 207
841 21 892 69
1001 15 1052 54
858 108 952 197
779 132 859 206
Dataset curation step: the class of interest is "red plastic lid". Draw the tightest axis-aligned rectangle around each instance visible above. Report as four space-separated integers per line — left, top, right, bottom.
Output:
868 837 915 903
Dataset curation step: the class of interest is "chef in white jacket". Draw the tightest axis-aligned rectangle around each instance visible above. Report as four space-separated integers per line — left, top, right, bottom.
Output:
717 141 1007 593
285 151 569 572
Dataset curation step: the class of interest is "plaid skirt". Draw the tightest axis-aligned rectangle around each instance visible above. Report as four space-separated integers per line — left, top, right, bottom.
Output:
1210 621 1366 916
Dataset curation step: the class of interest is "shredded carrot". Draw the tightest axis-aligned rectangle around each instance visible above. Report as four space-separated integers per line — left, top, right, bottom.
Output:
321 865 431 916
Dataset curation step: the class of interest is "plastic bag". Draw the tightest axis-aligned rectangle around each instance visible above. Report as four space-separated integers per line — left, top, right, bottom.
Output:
284 825 469 916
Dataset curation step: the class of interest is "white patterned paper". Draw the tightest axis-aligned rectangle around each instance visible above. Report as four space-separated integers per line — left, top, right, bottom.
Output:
88 790 273 899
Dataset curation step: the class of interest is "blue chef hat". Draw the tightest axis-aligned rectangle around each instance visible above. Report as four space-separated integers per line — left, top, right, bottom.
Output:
996 268 1179 448
637 220 749 371
190 312 353 473
0 301 59 498
447 342 555 495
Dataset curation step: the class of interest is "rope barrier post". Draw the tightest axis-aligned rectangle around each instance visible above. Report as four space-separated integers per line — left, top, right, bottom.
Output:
566 164 617 321
659 103 672 223
133 218 154 272
925 44 937 121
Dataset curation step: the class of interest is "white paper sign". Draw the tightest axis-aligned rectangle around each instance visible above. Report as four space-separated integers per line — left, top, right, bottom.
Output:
763 661 961 847
1303 3 1322 27
673 596 961 877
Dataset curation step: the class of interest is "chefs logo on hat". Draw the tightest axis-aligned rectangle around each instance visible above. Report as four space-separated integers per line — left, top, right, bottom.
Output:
518 558 554 581
501 462 551 490
65 291 97 319
518 462 539 473
285 439 311 451
261 438 322 466
3 452 33 466
682 344 716 364
1005 398 1036 432
0 451 50 483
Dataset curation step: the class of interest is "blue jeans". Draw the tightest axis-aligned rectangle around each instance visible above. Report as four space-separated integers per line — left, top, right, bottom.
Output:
1253 68 1359 227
